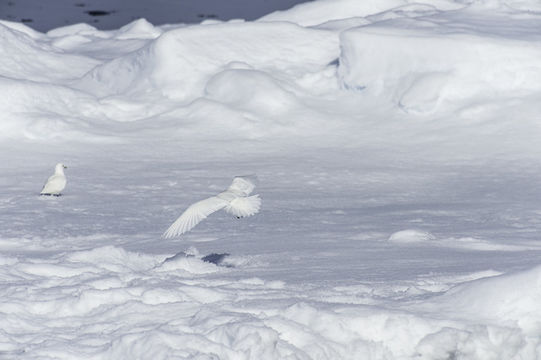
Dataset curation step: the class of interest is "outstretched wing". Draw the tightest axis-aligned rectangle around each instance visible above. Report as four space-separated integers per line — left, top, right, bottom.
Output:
224 194 261 218
227 175 258 196
163 196 228 238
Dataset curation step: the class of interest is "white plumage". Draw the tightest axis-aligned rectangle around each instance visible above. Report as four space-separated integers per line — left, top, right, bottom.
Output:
163 175 261 238
40 163 67 196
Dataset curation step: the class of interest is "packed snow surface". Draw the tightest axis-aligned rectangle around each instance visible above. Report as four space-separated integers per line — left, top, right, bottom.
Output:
1 0 541 359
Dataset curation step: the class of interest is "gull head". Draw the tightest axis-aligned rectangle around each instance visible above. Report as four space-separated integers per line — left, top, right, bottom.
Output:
55 163 67 173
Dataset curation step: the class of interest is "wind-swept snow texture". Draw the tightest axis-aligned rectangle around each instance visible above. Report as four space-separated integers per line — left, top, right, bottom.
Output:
1 0 541 359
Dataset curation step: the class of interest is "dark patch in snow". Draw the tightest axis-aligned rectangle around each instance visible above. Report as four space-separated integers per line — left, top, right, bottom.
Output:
342 83 366 92
202 253 230 266
328 58 339 66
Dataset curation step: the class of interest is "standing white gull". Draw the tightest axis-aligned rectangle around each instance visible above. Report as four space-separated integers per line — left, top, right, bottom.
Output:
163 175 261 238
40 163 67 196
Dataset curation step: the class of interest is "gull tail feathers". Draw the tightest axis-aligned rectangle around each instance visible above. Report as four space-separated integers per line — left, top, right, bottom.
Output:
225 194 261 218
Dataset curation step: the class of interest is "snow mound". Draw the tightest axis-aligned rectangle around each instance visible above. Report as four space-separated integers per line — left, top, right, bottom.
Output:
205 69 302 117
0 23 99 82
387 231 540 251
415 325 525 360
411 265 541 358
388 229 435 243
432 264 541 332
67 245 160 272
0 77 108 139
46 23 99 37
0 24 105 139
115 18 163 40
338 10 541 113
0 20 44 38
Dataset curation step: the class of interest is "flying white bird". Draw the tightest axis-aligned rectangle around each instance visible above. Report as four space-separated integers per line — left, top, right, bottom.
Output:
163 175 261 238
40 163 67 196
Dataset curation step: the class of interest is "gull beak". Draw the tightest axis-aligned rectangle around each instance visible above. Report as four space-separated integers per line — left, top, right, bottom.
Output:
63 165 68 169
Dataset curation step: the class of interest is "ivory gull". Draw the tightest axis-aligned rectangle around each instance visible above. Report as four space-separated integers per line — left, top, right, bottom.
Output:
40 163 67 196
163 175 261 238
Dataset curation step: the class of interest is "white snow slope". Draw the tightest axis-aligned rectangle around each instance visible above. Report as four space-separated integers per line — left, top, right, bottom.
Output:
1 0 541 359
